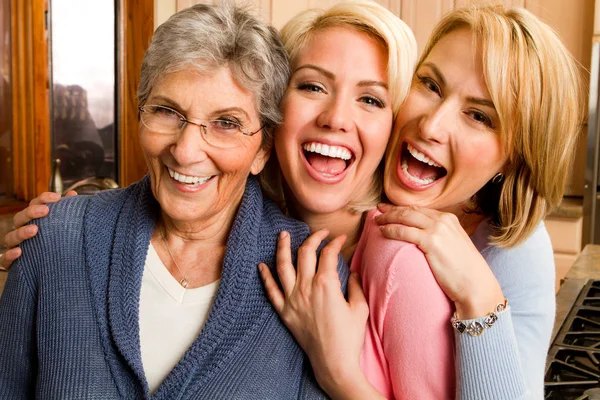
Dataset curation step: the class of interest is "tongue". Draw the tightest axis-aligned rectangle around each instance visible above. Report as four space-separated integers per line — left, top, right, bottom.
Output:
306 153 347 176
407 155 441 180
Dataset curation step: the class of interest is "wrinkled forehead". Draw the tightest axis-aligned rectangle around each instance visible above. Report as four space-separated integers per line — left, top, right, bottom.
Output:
148 64 260 119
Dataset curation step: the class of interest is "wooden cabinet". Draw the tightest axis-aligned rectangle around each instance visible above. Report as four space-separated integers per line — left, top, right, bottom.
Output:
546 215 584 291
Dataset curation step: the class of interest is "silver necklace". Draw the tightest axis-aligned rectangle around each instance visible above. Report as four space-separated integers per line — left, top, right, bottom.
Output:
160 229 198 288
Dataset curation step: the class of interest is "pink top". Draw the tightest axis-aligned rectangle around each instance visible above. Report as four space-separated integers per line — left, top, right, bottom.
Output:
350 210 455 399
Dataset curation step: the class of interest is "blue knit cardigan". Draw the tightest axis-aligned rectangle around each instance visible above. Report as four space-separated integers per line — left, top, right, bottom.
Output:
0 176 345 399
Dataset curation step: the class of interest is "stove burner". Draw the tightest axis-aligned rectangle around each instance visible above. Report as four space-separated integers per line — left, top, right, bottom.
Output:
546 280 600 399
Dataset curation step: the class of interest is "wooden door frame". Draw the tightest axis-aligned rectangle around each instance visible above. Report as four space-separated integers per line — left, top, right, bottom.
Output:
2 0 51 214
118 0 154 187
2 0 153 214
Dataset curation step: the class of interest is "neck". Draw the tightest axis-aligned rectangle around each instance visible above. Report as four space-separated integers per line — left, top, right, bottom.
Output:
152 210 235 288
288 200 365 263
445 202 487 236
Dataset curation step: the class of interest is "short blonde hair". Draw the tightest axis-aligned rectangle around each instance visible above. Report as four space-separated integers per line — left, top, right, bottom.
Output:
260 0 417 214
420 5 585 247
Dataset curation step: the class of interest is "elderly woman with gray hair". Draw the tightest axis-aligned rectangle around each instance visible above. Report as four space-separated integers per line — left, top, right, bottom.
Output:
0 3 343 398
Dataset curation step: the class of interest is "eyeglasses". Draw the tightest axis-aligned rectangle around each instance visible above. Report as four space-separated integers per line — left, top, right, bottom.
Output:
138 104 262 149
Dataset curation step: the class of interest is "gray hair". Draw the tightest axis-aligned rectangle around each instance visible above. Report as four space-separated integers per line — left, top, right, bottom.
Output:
137 2 290 148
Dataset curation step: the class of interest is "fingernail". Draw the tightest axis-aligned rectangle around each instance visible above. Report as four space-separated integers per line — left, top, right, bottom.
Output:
279 231 288 239
25 225 37 235
257 263 264 273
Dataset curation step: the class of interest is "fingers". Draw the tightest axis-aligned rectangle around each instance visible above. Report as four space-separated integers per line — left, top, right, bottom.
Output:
275 231 296 297
12 205 50 229
258 263 285 313
316 234 346 278
29 192 61 206
379 223 425 248
296 230 329 288
374 205 434 229
3 225 39 249
0 247 22 271
64 190 78 197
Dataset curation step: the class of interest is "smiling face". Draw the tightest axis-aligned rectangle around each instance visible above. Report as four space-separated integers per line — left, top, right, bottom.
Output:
140 65 269 228
275 26 392 216
384 28 508 214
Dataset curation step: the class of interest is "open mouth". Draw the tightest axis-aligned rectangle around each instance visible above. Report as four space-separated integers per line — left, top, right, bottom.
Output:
400 143 447 185
302 141 355 177
167 167 214 186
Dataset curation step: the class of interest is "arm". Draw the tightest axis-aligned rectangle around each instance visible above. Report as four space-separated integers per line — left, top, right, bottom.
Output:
374 244 455 399
375 204 533 399
0 259 38 397
1 191 76 270
258 230 385 400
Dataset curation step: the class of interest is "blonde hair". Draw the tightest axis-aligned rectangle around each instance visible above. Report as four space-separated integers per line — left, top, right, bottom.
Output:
419 5 585 247
260 0 417 214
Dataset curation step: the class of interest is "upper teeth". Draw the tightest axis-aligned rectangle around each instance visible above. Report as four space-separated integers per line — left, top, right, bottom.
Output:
302 142 352 160
168 168 211 185
407 143 441 167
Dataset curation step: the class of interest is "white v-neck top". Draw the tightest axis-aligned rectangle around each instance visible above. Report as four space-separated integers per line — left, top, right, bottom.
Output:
139 243 220 393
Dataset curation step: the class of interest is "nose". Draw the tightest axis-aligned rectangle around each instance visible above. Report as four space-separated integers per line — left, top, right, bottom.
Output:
170 123 209 165
316 94 353 133
417 100 453 144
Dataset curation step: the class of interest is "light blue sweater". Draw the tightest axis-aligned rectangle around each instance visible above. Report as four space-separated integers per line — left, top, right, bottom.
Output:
0 176 343 399
458 220 555 400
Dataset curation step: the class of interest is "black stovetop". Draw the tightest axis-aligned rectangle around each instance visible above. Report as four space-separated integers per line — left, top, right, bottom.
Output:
545 280 600 399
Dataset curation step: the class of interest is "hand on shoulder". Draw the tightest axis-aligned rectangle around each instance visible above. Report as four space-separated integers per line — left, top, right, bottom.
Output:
1 191 77 270
375 203 505 319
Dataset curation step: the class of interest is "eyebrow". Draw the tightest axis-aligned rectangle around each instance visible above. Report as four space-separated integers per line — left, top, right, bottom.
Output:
421 61 496 110
147 96 251 120
149 95 182 110
422 62 446 88
466 96 495 109
294 64 388 89
211 107 251 120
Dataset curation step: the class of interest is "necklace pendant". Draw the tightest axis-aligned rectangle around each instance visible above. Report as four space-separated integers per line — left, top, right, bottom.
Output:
180 278 189 288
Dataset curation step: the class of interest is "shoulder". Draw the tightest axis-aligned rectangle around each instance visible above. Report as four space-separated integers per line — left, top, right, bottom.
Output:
253 180 311 251
479 221 553 275
359 210 427 270
39 194 92 231
356 211 432 295
478 221 555 312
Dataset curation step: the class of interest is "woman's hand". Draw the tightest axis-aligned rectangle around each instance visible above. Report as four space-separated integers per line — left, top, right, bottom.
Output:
375 203 505 320
1 191 77 270
258 230 381 400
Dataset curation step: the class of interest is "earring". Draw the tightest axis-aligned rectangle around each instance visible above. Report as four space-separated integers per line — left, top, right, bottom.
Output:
491 172 504 184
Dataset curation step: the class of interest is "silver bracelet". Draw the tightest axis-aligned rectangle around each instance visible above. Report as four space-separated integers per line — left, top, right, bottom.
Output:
450 299 508 337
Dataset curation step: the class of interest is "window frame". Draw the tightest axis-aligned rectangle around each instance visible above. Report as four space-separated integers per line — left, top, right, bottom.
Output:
1 0 152 215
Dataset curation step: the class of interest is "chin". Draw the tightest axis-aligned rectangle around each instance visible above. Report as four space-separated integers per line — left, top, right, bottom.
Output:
297 193 350 215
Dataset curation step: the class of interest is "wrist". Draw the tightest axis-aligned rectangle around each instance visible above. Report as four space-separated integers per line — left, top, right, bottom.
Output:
321 370 384 400
309 358 375 400
454 284 505 320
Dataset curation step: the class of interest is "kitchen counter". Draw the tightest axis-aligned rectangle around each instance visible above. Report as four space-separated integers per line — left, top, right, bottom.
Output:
551 243 600 341
564 243 600 280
